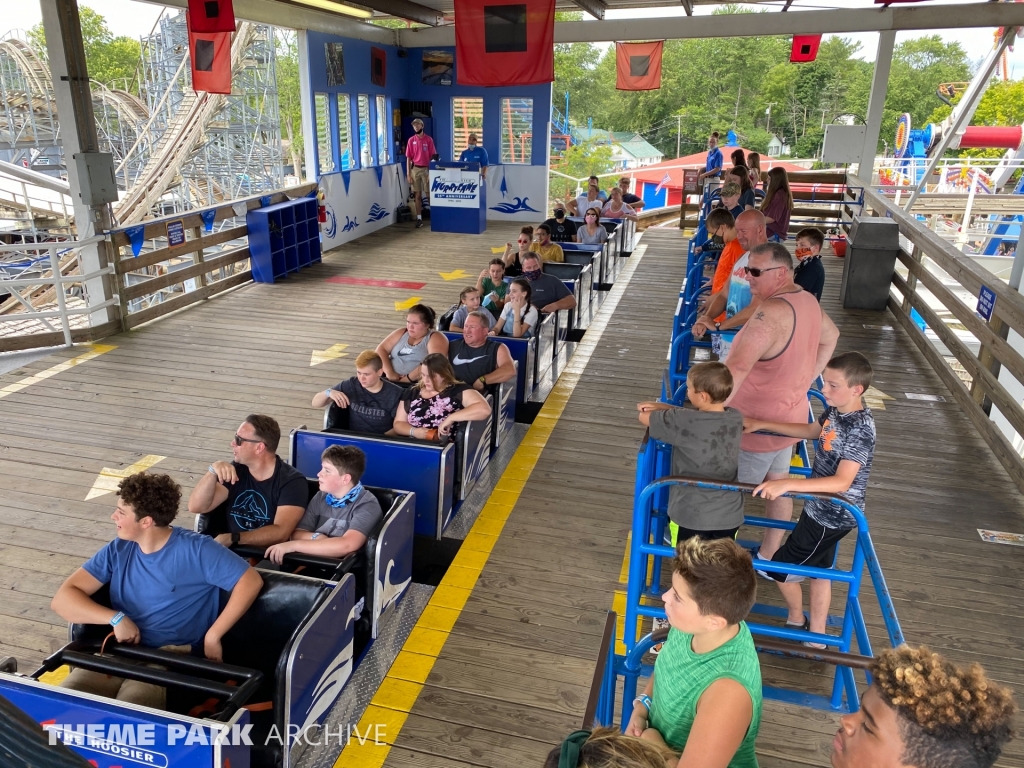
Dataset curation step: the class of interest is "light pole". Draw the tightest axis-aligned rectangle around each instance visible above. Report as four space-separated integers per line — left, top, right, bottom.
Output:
765 102 776 134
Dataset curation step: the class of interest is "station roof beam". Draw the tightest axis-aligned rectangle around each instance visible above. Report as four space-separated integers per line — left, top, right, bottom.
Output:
573 0 607 20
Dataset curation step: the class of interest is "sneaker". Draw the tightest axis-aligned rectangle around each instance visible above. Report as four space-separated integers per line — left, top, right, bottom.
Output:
415 219 424 228
753 550 803 583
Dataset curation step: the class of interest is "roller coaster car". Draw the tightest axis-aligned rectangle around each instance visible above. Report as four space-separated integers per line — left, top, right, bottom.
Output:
197 480 416 650
300 404 492 538
0 569 358 768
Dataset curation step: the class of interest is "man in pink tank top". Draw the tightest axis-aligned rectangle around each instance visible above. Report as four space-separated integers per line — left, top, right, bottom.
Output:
725 242 840 559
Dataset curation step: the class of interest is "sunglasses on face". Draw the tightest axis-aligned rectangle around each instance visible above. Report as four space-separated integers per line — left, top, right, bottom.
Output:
233 433 263 446
518 238 530 244
744 265 784 278
586 214 597 219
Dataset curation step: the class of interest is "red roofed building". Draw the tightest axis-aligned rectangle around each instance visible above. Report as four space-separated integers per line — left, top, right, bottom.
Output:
623 150 806 209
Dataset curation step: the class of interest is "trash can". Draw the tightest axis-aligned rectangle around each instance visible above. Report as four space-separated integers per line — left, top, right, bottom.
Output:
839 216 901 311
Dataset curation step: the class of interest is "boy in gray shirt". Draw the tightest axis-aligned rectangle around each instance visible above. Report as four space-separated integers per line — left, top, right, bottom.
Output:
637 362 744 545
265 445 382 564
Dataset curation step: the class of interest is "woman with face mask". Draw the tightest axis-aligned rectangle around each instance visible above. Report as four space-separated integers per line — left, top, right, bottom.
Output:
577 207 608 245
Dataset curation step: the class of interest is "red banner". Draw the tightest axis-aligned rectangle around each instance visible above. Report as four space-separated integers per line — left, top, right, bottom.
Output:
790 34 822 63
371 46 387 87
188 14 232 94
454 0 554 86
616 41 664 91
187 0 236 33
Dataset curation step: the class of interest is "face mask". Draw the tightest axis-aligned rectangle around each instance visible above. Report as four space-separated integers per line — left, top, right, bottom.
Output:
414 127 423 134
523 269 542 281
554 210 565 218
795 247 814 259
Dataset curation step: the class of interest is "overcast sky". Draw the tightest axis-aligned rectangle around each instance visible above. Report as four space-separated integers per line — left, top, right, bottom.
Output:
4 0 1022 78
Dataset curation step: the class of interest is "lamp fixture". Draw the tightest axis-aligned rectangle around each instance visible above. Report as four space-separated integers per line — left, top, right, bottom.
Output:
289 0 373 19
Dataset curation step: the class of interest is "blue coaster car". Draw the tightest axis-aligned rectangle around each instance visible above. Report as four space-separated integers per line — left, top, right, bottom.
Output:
0 570 356 768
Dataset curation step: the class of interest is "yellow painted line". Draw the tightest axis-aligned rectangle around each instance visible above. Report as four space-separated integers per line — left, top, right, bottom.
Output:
334 245 648 768
86 454 166 500
0 343 116 400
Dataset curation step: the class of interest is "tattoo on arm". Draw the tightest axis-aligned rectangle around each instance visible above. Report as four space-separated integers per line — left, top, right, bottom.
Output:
754 311 766 321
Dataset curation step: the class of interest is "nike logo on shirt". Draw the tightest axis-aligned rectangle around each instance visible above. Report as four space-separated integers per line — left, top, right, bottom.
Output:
452 354 487 365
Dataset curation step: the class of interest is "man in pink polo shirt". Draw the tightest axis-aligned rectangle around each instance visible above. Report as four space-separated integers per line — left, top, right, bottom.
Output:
406 118 437 229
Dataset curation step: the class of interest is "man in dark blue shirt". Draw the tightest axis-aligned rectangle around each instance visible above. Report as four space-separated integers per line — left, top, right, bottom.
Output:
458 133 489 179
699 131 723 185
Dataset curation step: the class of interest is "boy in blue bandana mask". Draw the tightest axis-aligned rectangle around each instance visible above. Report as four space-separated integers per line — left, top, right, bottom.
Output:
265 445 382 564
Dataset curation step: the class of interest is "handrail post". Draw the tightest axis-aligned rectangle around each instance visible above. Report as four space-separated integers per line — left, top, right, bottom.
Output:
50 247 73 348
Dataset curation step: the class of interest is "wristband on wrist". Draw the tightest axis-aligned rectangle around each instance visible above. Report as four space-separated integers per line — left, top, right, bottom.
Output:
324 389 332 397
634 694 652 713
231 531 240 546
110 611 125 627
208 465 217 475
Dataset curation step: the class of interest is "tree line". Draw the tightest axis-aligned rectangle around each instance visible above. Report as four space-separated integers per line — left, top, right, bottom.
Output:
554 6 1022 161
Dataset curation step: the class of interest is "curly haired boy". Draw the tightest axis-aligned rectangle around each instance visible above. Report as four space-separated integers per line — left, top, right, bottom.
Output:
832 644 1016 768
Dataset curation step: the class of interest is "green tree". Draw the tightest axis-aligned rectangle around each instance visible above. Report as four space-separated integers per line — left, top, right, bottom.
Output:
549 141 614 200
880 35 971 153
275 31 304 176
926 78 1024 160
28 5 141 93
552 11 601 126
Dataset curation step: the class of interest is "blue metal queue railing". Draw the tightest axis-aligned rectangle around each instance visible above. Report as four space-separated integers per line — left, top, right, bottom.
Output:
621 454 904 713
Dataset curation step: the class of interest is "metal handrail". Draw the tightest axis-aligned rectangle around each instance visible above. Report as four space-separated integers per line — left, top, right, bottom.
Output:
0 236 113 347
622 470 904 712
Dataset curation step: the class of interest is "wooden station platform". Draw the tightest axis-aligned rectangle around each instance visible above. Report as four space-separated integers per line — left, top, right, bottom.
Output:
1 223 1023 767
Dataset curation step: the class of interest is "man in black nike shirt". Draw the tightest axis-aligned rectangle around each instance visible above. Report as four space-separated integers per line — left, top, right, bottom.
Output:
448 312 516 391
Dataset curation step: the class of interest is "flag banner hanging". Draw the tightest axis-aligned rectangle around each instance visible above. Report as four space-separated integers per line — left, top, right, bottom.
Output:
374 165 384 187
454 0 554 86
615 41 664 91
370 47 387 87
188 13 232 94
790 34 822 63
187 0 235 33
199 209 217 231
126 225 146 257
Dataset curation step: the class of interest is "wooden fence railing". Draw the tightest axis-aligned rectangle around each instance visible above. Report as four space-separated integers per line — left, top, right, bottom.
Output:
679 170 849 232
108 183 316 331
848 175 1024 492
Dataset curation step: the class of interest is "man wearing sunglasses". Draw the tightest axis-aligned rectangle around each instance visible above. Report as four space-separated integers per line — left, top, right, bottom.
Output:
188 414 308 548
725 242 839 561
693 210 770 345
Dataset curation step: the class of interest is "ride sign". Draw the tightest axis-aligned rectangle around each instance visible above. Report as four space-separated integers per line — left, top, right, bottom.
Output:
977 284 996 322
429 171 480 208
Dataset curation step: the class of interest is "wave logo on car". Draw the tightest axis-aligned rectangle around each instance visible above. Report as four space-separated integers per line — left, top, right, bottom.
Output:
298 602 359 733
490 196 539 214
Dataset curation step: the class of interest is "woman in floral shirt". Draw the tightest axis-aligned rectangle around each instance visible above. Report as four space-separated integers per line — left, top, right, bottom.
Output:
392 354 491 442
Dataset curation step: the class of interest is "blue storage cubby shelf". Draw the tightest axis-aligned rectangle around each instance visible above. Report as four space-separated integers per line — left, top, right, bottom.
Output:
247 196 321 284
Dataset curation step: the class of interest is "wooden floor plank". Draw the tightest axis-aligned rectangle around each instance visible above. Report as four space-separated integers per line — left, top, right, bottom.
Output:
5 224 1024 767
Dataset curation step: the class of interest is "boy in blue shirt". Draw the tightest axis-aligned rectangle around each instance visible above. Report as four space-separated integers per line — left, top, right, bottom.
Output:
52 472 263 707
743 352 876 648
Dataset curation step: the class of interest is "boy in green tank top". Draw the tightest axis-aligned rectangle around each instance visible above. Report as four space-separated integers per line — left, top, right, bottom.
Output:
626 538 762 768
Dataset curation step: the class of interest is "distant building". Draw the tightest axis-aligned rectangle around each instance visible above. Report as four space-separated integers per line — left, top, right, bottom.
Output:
572 128 664 170
767 134 792 156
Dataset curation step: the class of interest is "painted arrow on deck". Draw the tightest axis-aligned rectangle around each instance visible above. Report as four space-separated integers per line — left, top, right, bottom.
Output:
86 455 166 500
863 386 894 411
395 296 422 311
438 269 471 281
310 343 349 367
